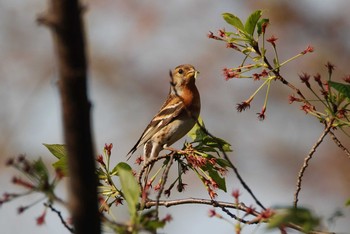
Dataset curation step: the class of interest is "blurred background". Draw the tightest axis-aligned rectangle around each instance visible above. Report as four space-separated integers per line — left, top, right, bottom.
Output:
0 0 350 233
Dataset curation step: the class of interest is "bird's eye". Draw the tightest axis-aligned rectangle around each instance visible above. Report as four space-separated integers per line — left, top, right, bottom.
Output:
178 68 184 74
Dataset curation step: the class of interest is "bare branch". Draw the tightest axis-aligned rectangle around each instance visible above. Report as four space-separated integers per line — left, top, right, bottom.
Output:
294 122 333 207
329 131 350 159
137 155 169 190
45 203 74 233
145 198 335 234
145 198 252 212
155 154 174 219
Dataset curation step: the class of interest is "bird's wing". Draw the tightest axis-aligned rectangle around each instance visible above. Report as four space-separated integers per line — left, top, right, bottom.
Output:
127 94 184 158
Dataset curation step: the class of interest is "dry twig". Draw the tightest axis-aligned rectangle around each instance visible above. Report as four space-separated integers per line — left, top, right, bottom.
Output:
294 121 333 207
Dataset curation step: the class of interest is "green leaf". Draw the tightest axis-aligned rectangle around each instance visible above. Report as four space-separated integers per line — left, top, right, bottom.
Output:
244 10 262 37
144 219 166 230
207 167 227 192
140 210 166 231
52 157 69 176
329 81 350 99
43 144 67 159
222 13 245 32
202 136 232 153
268 207 319 232
110 164 120 176
43 144 69 176
188 116 206 141
257 18 269 35
189 118 232 154
116 162 140 220
215 158 232 168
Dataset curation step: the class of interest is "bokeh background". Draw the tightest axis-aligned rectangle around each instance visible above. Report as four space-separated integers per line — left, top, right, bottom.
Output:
1 0 350 233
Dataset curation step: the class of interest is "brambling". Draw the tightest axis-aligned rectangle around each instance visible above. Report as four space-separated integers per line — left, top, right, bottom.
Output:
127 64 201 184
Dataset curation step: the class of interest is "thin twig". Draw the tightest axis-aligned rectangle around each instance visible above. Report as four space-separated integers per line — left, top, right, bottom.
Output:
211 200 253 224
191 120 266 210
145 198 255 214
45 203 74 233
155 154 174 219
253 45 309 104
329 130 350 159
137 155 169 190
293 121 333 207
286 222 335 234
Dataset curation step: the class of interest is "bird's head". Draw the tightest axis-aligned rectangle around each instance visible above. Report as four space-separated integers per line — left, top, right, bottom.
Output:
171 64 199 87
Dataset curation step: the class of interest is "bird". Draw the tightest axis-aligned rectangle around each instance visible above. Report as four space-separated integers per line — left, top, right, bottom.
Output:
127 64 201 186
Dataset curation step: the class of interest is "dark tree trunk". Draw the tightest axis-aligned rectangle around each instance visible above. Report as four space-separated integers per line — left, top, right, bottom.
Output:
38 1 100 234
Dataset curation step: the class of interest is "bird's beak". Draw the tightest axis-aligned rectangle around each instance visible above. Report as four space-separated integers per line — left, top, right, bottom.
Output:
194 70 200 79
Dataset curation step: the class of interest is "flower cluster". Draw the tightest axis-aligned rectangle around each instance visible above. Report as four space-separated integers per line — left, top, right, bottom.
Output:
223 67 239 81
1 154 63 227
203 177 218 199
289 62 350 126
96 143 125 210
209 11 315 121
180 144 229 199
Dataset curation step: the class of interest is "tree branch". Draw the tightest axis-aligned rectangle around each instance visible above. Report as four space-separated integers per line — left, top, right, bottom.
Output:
329 130 350 159
294 122 333 207
38 1 100 234
45 203 74 233
145 197 334 234
145 198 252 212
155 154 174 219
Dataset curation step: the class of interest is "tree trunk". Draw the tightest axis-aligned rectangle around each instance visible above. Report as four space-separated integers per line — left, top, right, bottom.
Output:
38 1 100 234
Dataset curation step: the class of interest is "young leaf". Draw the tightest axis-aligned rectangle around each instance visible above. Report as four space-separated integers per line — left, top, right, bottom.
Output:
188 117 232 153
244 10 262 37
145 220 166 230
110 163 121 176
268 207 319 232
215 158 232 168
116 162 140 220
52 157 69 176
140 210 166 231
43 144 67 159
207 167 227 192
222 13 245 32
329 81 350 99
43 144 69 176
202 136 232 153
188 116 206 141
